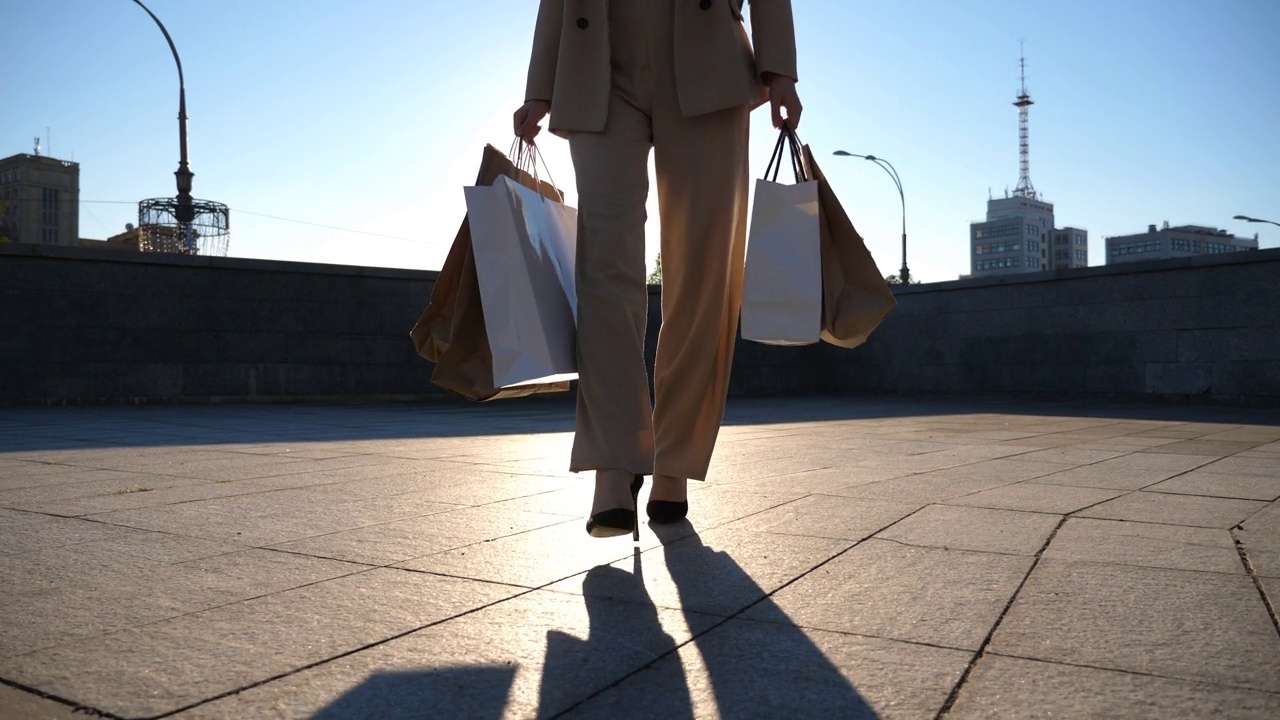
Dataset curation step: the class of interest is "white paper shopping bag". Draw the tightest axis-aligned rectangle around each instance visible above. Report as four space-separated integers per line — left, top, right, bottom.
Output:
741 140 823 346
465 175 579 388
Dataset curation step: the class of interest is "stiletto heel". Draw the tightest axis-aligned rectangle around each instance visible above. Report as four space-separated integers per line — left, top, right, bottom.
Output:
586 475 644 540
646 499 688 525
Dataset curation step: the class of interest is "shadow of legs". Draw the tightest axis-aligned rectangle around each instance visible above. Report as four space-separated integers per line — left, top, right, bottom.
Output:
537 554 693 718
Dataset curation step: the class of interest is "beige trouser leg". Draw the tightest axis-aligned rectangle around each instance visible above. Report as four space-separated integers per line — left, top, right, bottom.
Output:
569 0 749 481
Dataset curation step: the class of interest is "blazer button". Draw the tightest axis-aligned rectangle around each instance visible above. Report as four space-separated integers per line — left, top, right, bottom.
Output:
576 17 589 29
699 0 712 9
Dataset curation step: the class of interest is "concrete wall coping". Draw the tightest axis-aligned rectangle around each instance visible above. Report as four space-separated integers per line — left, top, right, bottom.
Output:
892 246 1280 296
0 242 441 282
9 240 1275 296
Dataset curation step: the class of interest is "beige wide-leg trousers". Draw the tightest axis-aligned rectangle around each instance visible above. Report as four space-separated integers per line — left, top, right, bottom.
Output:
568 0 750 481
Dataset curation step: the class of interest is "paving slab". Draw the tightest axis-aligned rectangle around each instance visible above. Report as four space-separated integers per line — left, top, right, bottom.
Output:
0 684 85 720
0 568 521 718
1076 491 1267 528
715 493 922 540
2 398 1279 719
1236 527 1280 578
397 517 643 589
1241 500 1280 534
1044 517 1244 575
876 504 1060 555
1025 451 1217 490
947 654 1280 720
545 525 853 618
570 617 970 720
823 471 1019 505
1146 469 1280 502
269 505 566 566
943 481 1123 514
176 585 716 720
745 538 1033 650
1140 439 1266 455
989 559 1280 693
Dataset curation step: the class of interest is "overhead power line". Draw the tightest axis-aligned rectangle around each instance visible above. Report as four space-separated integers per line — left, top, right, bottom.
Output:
3 199 441 246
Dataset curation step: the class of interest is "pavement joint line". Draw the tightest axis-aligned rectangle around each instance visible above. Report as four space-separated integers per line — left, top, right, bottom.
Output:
866 533 1048 559
931 500 1070 518
982 650 1280 696
934 514 1069 720
1231 527 1280 640
141 584 547 720
1240 502 1280 527
1139 488 1280 502
143 536 652 717
1061 487 1145 519
0 676 120 720
6 562 385 663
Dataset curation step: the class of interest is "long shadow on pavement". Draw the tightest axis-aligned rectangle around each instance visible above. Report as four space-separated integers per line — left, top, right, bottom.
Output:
557 529 879 719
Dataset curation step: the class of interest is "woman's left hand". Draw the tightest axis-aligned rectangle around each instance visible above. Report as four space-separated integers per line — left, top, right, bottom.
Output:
764 74 803 130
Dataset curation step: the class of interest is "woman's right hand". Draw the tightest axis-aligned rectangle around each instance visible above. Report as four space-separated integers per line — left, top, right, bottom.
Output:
513 100 551 144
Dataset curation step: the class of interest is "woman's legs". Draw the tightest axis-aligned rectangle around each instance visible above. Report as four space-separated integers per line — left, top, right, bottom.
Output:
568 92 655 509
650 63 751 488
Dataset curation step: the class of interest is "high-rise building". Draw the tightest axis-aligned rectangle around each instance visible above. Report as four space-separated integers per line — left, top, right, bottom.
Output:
0 146 80 247
971 195 1055 275
968 54 1087 278
1106 222 1257 265
1050 226 1089 270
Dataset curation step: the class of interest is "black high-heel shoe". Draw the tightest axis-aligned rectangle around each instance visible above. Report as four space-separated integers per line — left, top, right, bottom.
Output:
646 499 688 525
586 475 644 540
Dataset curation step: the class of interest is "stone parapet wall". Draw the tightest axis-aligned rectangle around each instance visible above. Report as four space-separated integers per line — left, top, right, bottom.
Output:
2 243 1276 406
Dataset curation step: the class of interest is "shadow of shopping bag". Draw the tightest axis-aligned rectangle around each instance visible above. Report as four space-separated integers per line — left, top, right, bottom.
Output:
410 144 575 401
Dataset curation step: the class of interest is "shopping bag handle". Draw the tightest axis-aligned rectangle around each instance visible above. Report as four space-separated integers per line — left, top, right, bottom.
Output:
763 125 810 184
508 138 560 195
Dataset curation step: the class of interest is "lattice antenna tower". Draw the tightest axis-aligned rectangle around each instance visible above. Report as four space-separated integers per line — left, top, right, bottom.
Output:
1012 48 1037 199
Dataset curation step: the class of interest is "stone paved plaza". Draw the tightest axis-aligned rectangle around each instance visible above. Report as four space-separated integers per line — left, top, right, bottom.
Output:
1 396 1279 719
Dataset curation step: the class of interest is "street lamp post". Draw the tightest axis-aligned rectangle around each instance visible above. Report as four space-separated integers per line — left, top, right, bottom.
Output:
1233 215 1280 229
130 0 195 245
834 150 910 283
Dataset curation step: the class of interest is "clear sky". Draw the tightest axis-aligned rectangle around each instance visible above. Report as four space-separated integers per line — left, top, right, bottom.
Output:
4 0 1278 283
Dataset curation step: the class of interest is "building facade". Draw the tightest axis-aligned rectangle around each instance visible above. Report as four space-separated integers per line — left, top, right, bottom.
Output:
969 196 1088 277
967 55 1088 279
1106 223 1258 265
0 152 80 247
1051 226 1089 270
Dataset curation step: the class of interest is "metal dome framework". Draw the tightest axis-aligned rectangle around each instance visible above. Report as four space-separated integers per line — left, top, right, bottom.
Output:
138 197 229 256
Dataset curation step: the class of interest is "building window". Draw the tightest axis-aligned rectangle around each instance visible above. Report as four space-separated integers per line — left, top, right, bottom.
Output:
1074 250 1086 262
1026 223 1039 236
41 226 58 244
975 257 1022 271
1074 233 1087 245
975 225 1018 240
1170 238 1242 254
975 241 1022 255
1054 249 1068 260
1109 240 1163 257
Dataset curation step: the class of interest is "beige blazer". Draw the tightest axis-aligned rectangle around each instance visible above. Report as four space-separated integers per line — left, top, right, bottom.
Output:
525 0 798 135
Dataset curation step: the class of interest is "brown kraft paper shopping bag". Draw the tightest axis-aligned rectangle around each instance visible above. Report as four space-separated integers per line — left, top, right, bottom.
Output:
802 145 897 348
410 145 572 400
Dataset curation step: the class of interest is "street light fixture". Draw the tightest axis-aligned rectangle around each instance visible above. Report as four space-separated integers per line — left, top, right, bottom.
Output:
129 0 230 256
131 0 193 227
1233 215 1280 229
833 150 910 283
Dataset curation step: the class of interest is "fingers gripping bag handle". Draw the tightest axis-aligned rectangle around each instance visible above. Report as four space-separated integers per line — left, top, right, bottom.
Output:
763 125 811 185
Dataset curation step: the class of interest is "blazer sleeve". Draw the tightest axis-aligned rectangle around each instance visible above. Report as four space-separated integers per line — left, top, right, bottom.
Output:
525 0 564 102
749 0 798 82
